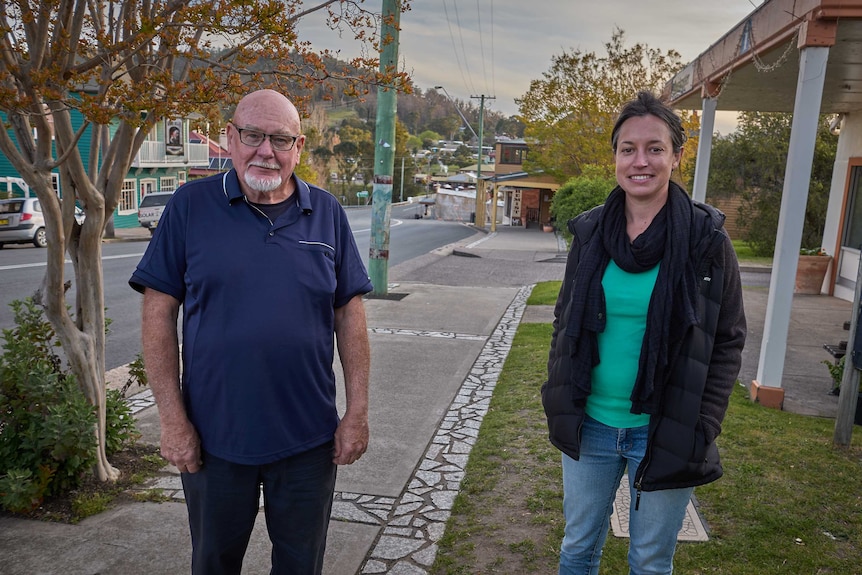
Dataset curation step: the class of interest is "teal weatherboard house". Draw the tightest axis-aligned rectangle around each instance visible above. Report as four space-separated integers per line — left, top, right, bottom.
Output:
0 110 209 230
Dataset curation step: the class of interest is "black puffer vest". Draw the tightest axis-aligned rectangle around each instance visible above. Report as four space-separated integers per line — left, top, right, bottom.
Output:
542 200 746 492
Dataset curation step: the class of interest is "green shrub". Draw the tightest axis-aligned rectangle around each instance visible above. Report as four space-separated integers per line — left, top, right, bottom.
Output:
822 355 845 392
550 166 615 240
105 388 139 455
0 298 97 513
0 298 143 513
126 352 148 391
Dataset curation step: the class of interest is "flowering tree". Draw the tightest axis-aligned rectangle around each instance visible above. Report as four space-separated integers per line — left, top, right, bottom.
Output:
516 28 684 181
0 0 410 482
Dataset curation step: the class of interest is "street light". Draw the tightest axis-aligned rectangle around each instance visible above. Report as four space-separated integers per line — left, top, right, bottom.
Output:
434 86 479 141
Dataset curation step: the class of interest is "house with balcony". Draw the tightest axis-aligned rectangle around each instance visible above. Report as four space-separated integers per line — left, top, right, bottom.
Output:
188 130 232 179
490 139 559 228
0 111 209 229
115 118 210 228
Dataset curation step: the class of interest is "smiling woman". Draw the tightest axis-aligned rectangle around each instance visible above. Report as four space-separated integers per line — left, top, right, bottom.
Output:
543 91 746 575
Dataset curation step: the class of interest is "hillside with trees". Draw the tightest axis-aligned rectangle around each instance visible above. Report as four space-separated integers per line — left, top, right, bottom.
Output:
294 81 525 202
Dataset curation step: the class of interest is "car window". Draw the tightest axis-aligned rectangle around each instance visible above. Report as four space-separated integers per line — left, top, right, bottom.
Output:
0 201 24 214
140 194 172 207
32 200 41 212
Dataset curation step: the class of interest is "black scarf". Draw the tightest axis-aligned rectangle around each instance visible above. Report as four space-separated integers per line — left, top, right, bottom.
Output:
564 182 700 414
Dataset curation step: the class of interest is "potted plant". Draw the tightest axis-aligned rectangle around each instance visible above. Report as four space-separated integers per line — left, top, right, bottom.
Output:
795 247 832 294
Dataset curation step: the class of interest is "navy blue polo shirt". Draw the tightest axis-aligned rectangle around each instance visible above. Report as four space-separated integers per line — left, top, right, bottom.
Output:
130 170 373 465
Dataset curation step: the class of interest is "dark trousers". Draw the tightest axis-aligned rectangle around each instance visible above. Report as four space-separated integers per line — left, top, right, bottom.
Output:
180 442 337 575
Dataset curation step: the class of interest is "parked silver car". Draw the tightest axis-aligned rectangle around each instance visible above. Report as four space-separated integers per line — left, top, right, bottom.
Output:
137 192 174 235
0 198 48 248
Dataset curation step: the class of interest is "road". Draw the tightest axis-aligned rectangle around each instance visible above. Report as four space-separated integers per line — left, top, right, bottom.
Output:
0 203 474 371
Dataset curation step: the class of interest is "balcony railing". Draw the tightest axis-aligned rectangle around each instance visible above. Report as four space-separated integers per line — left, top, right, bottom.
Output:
133 141 210 168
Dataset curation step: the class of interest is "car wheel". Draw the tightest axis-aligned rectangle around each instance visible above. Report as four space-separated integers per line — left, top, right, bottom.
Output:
33 227 48 248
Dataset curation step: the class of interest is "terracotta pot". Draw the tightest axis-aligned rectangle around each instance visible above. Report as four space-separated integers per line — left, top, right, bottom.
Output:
542 224 554 233
795 255 832 294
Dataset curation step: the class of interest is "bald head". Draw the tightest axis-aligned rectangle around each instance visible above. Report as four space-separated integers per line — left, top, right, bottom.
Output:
233 90 302 134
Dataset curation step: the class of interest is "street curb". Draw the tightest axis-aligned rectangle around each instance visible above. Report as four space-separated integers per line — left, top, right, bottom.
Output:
739 264 772 273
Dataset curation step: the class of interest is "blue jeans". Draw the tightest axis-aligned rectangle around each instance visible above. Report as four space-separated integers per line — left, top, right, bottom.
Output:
181 442 337 575
559 416 693 575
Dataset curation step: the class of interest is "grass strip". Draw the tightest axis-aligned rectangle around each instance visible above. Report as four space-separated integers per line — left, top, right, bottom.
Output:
432 285 862 574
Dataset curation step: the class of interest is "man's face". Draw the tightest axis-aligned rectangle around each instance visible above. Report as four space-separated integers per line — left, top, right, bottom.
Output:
227 97 305 202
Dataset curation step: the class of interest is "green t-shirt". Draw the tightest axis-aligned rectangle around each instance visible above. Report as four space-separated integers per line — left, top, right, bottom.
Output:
585 259 659 428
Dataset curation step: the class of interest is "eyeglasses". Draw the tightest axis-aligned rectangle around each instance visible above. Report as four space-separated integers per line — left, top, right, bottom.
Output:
230 122 299 152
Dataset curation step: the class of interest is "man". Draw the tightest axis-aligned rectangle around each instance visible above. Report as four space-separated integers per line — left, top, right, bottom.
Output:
130 89 372 575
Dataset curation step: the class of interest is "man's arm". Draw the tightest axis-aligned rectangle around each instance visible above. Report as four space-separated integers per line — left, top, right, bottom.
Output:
332 294 370 465
141 288 202 473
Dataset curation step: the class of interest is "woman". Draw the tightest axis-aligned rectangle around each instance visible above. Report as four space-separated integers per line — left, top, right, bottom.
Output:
543 91 746 574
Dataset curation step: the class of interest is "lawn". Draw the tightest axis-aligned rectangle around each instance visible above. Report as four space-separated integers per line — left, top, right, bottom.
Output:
432 282 862 575
733 239 774 266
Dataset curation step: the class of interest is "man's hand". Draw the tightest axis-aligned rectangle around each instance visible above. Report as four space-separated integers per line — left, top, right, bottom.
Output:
332 411 369 465
160 418 203 474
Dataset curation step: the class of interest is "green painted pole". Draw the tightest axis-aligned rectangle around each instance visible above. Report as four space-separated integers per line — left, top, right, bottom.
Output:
368 0 400 296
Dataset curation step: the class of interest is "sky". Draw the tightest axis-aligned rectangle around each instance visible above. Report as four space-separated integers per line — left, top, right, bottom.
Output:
297 1 765 134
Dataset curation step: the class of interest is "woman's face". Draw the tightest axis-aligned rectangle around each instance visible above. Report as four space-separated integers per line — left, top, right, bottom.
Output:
614 114 682 204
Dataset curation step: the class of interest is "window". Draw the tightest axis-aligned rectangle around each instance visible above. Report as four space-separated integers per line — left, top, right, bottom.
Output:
160 177 178 192
141 179 157 197
119 179 137 214
51 174 60 196
499 145 526 165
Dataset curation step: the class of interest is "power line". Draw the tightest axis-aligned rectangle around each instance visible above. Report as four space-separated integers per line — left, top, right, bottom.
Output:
442 0 474 97
453 1 477 95
476 0 489 95
489 0 496 99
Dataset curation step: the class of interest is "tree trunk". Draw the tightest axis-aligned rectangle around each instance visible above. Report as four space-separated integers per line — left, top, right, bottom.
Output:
40 197 119 482
103 215 116 239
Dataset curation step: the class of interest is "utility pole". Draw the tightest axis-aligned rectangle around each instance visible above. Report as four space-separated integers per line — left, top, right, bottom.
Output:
368 0 400 296
471 94 494 229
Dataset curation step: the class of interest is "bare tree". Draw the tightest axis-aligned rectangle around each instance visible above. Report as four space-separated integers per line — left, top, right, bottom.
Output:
0 0 410 482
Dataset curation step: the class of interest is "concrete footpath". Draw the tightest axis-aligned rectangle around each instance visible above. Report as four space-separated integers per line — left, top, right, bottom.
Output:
0 224 852 575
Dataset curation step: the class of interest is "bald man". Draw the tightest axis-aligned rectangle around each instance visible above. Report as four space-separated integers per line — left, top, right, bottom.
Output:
131 90 373 574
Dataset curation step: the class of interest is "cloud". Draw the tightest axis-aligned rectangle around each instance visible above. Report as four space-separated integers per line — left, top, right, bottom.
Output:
296 1 761 120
